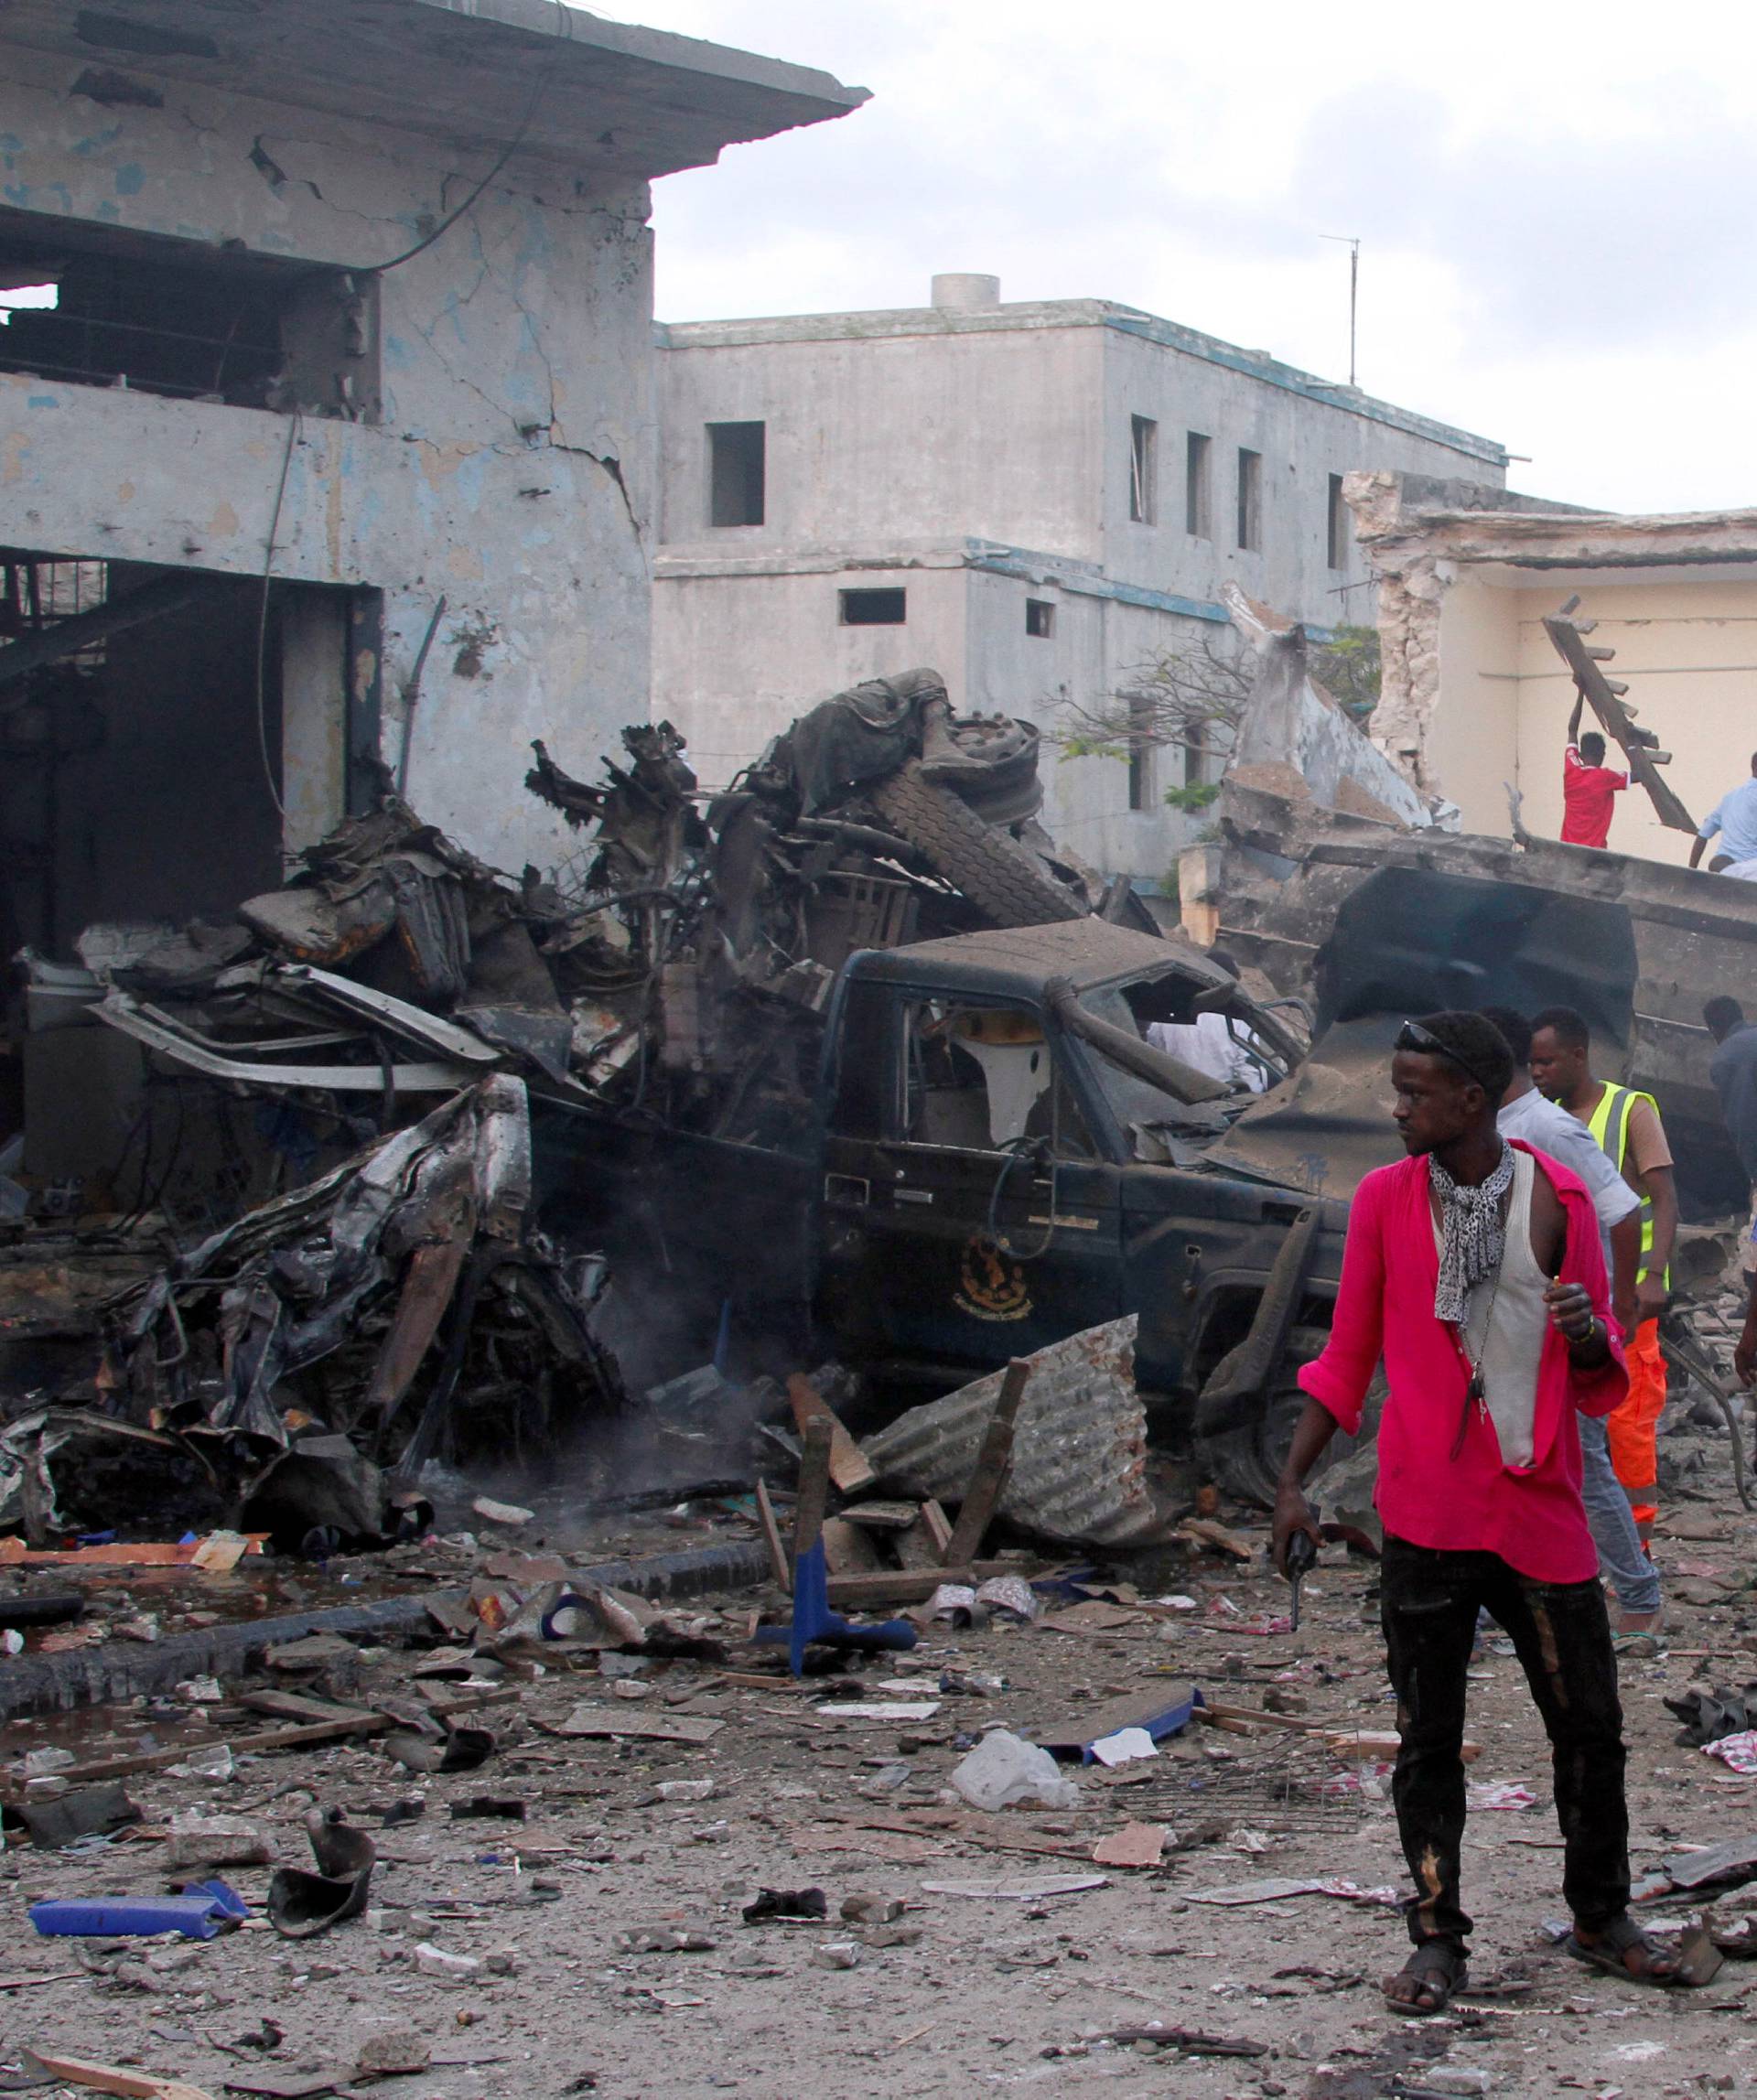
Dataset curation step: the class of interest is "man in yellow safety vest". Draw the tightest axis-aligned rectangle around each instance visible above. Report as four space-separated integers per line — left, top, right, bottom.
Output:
1530 1007 1678 1549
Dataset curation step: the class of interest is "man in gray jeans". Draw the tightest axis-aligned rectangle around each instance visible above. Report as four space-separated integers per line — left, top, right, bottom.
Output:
1481 1007 1661 1632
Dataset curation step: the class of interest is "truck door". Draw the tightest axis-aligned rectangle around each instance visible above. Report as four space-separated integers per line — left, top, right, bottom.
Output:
816 977 1123 1377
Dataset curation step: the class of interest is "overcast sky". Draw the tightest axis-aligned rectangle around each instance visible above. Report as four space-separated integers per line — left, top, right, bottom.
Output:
622 0 1754 515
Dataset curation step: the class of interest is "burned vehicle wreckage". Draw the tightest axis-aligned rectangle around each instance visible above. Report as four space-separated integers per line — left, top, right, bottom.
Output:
5 620 1751 1529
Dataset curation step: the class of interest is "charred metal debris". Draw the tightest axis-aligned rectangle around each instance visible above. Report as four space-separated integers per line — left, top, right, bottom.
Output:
0 673 1191 1541
66 671 1109 1140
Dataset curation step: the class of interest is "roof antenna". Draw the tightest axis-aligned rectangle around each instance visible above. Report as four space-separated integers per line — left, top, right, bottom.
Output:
1320 235 1360 387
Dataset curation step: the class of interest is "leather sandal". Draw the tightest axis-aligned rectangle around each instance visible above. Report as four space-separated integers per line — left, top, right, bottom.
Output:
1382 1940 1468 2016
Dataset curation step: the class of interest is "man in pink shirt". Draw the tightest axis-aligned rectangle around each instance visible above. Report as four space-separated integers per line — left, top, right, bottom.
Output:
1272 1011 1683 2014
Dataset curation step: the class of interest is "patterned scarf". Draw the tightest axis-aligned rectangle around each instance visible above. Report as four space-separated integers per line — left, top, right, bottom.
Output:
1429 1141 1515 1325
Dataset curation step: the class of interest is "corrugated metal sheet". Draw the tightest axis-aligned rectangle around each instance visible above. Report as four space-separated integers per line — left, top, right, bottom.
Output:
861 1317 1164 1547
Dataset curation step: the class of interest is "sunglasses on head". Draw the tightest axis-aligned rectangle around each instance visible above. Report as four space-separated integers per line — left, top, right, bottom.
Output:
1395 1019 1501 1097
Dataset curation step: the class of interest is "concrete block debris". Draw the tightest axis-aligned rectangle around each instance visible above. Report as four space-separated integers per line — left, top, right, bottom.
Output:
1091 1822 1169 1868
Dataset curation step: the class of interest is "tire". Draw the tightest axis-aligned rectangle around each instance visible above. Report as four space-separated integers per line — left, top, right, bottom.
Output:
870 761 1085 927
1200 1323 1370 1508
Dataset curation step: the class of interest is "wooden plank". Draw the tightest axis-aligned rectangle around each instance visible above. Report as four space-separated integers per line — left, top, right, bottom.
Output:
754 1477 791 1592
235 1690 383 1728
825 1560 1021 1607
793 1416 834 1561
919 1500 954 1556
787 1373 877 1494
943 1358 1029 1567
1201 1701 1329 1735
6 1714 393 1793
21 2048 216 2099
0 1535 266 1567
835 1501 920 1531
1175 1519 1256 1563
1543 614 1697 834
820 1516 882 1577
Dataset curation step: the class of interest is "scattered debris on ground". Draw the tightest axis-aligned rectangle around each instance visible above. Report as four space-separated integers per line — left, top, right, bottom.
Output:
1 1386 1756 2097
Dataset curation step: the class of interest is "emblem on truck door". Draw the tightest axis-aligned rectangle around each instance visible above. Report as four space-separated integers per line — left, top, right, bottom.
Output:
954 1233 1031 1322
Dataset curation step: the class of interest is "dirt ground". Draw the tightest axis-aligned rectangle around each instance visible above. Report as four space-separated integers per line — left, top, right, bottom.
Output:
5 1416 1757 2100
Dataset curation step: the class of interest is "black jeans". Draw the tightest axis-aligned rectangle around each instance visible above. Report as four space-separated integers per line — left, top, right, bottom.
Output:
1380 1534 1630 1950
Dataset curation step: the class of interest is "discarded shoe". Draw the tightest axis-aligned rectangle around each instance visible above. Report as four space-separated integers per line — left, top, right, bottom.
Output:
266 1806 376 1938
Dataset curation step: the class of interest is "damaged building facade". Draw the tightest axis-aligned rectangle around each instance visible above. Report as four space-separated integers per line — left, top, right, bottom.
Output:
1349 469 1757 863
652 275 1506 889
0 4 865 971
0 0 863 1191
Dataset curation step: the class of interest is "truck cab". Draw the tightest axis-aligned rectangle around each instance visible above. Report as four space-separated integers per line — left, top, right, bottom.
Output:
809 921 1349 1497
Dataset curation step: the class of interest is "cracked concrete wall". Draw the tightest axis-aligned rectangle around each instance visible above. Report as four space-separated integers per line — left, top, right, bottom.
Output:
0 42 654 874
1344 469 1450 796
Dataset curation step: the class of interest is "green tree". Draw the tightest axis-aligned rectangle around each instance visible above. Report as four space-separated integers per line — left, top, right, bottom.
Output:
1047 622 1382 802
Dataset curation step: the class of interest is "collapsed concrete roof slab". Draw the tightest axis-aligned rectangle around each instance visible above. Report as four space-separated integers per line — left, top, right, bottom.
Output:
1 0 869 178
1348 468 1757 572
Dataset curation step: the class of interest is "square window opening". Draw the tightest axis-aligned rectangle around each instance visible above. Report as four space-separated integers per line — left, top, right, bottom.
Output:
707 420 766 527
1235 447 1262 552
1128 414 1158 524
1185 431 1212 538
1327 471 1347 569
840 587 906 626
1025 598 1055 639
0 207 377 419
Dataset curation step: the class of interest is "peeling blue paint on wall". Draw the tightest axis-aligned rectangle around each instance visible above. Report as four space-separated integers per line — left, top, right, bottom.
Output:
113 163 145 195
27 394 59 409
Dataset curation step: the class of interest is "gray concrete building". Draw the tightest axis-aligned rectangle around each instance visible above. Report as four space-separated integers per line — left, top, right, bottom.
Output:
0 0 863 963
653 275 1507 889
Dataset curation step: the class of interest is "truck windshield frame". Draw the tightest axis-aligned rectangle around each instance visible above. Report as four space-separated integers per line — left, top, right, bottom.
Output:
1075 968 1288 1143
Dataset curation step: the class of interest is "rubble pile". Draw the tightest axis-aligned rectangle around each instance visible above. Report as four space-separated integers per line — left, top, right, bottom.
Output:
73 672 1108 1154
2 672 1141 1546
2 1076 622 1545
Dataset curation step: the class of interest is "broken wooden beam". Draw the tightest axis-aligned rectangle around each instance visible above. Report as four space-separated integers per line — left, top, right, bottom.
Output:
792 1415 835 1563
787 1374 877 1493
942 1357 1029 1567
1542 611 1697 834
6 1713 394 1794
754 1477 791 1592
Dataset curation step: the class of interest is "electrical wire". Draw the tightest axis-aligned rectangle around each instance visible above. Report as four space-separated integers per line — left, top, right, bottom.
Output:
247 3 567 827
363 0 572 278
253 405 301 822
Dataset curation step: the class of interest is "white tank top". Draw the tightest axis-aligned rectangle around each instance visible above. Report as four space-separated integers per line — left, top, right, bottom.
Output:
1431 1148 1548 1469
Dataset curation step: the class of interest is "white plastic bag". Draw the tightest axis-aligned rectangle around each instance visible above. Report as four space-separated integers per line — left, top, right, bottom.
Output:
950 1728 1079 1811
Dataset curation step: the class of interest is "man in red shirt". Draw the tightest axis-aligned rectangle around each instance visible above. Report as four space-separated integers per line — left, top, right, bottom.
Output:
1561 696 1629 848
1272 1011 1683 2014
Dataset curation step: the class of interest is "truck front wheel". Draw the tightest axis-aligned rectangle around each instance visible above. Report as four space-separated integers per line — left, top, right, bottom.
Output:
1199 1325 1372 1508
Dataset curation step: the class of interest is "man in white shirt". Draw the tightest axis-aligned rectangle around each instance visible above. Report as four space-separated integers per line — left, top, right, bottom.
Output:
1146 952 1268 1094
1481 1007 1659 1633
1690 754 1757 874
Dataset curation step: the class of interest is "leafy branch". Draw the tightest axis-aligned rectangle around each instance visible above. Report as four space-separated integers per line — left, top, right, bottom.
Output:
1045 622 1382 806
